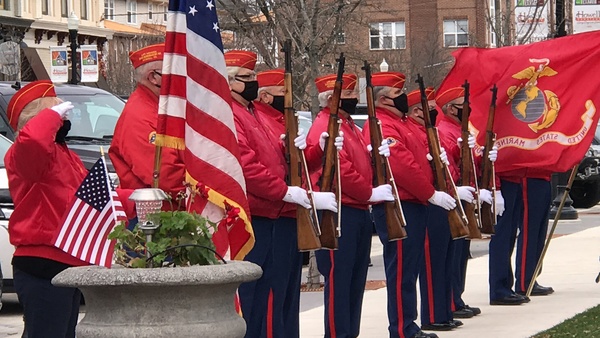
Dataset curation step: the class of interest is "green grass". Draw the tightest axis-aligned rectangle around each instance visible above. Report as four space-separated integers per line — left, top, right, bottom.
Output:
532 304 600 337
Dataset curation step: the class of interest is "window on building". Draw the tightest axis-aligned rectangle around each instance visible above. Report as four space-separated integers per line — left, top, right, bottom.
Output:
369 22 406 50
81 0 88 20
104 0 114 20
42 0 49 14
148 3 153 20
127 0 137 24
61 0 68 17
488 0 496 46
443 19 469 47
0 0 10 11
163 5 167 21
335 31 346 45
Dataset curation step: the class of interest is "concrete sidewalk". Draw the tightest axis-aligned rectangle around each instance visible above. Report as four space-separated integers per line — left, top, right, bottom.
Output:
299 220 600 337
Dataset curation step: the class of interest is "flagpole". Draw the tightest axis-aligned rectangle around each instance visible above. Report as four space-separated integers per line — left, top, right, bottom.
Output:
152 145 162 188
525 164 578 298
100 146 119 224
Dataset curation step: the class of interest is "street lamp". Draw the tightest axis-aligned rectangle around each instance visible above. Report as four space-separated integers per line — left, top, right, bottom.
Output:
129 188 168 265
67 12 80 85
380 58 389 72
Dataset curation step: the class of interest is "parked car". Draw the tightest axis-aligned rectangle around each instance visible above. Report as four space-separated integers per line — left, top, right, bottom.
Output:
569 124 600 208
0 82 125 297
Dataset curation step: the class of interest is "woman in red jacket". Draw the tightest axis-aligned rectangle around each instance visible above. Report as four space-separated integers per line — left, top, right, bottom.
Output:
5 80 89 338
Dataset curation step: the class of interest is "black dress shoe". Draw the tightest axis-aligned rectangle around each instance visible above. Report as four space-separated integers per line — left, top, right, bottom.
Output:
421 322 455 331
412 331 439 338
451 319 463 327
517 284 555 296
464 304 481 315
490 294 527 305
452 308 474 318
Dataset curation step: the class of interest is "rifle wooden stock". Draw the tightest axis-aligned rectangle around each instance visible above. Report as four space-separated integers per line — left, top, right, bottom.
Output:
282 40 321 251
318 53 346 250
363 61 407 241
416 74 469 239
461 81 482 239
480 85 498 235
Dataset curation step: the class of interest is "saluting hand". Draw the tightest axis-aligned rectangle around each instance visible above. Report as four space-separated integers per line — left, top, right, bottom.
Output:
51 101 74 120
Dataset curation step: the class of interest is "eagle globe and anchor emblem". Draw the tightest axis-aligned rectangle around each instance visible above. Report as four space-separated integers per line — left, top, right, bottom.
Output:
506 59 561 133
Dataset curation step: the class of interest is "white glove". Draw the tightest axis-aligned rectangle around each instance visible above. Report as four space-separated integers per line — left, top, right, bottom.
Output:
488 146 498 163
479 189 493 204
282 186 311 209
312 192 338 212
457 134 476 149
428 191 456 210
294 128 307 150
319 131 344 151
495 190 505 217
368 184 395 202
51 101 74 119
426 147 449 166
378 139 390 157
456 186 475 204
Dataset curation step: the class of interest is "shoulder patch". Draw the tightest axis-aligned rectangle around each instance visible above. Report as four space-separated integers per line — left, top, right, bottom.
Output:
385 137 397 147
149 131 157 144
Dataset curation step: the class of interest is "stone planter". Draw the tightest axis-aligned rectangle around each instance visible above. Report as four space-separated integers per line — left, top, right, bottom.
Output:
52 261 262 338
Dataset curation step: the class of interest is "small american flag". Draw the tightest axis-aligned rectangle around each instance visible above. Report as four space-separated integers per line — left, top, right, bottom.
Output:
156 0 254 260
53 157 126 267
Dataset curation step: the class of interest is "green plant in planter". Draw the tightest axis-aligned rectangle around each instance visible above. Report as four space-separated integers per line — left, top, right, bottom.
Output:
109 211 219 268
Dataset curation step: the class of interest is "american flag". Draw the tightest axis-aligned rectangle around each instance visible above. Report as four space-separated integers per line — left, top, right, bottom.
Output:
155 0 254 260
53 157 127 267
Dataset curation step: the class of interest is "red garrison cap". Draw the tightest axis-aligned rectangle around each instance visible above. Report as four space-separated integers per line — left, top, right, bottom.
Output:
371 72 406 89
436 86 465 107
224 50 257 70
315 74 358 93
129 43 164 69
7 80 56 130
257 69 284 87
407 87 436 107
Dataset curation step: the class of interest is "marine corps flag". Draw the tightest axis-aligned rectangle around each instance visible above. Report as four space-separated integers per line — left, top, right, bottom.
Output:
438 30 600 174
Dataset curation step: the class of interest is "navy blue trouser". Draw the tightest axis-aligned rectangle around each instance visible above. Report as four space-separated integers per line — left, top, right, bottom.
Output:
489 178 551 300
238 216 302 338
13 267 81 338
316 205 371 338
419 205 454 325
451 238 470 311
373 202 427 338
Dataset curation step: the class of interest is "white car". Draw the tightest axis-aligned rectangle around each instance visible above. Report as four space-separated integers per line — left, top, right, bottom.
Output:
0 133 14 301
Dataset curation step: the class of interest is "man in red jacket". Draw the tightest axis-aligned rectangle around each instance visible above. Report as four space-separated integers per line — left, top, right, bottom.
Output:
5 80 88 337
226 50 337 338
109 43 186 212
307 72 394 338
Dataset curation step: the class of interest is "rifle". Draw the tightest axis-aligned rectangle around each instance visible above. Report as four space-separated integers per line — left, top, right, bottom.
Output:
282 40 322 251
318 53 345 250
461 81 482 239
362 61 407 241
416 74 469 239
480 85 498 234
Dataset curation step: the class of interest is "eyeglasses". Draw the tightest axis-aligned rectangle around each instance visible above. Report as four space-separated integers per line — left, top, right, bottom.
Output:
153 70 163 77
451 104 463 110
417 107 437 111
235 74 257 82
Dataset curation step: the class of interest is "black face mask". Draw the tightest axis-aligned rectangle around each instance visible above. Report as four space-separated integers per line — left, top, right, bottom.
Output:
55 120 71 144
387 93 408 114
270 95 285 114
429 108 439 126
339 98 358 115
234 80 259 102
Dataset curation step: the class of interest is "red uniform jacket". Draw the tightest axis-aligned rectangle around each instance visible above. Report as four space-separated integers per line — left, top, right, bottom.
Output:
109 85 186 199
253 101 325 218
5 109 89 267
363 108 435 204
307 108 372 210
233 101 290 219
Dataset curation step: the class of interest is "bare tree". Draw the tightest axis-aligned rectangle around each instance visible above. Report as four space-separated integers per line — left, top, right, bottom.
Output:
217 0 370 114
484 0 551 47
